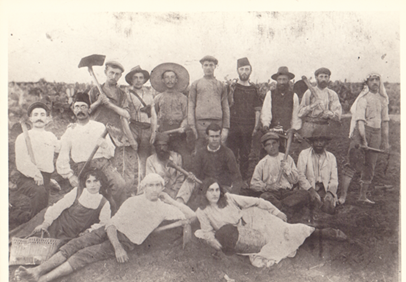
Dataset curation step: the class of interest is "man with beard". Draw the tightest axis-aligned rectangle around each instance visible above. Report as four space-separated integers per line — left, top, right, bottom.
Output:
146 133 187 199
338 73 390 205
297 127 338 214
11 102 60 224
188 56 230 150
56 93 127 211
261 66 302 134
176 123 242 204
150 63 192 169
88 61 138 194
227 58 262 180
298 67 342 138
124 66 157 191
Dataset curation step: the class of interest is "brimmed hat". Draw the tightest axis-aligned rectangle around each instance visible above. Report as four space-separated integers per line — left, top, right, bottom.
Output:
271 66 295 80
125 66 150 85
150 62 190 93
27 102 49 116
105 61 125 73
154 132 170 145
237 57 250 68
260 132 280 143
314 67 331 77
199 55 218 65
306 127 332 141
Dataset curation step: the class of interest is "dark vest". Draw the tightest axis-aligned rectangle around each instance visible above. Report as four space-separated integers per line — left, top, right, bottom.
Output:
270 90 294 131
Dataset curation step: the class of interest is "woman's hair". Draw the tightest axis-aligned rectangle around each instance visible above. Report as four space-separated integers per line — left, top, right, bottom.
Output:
198 178 228 210
78 168 116 213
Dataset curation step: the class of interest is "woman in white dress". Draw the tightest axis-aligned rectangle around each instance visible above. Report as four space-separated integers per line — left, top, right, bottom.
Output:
195 178 347 267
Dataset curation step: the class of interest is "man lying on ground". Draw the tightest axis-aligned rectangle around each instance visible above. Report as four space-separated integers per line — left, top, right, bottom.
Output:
15 173 196 282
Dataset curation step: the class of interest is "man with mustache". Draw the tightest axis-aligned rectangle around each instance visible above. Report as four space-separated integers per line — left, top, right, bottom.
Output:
261 66 302 135
338 73 390 205
11 102 60 224
298 68 342 138
56 93 127 210
227 58 262 180
145 133 187 199
297 127 338 214
150 63 192 169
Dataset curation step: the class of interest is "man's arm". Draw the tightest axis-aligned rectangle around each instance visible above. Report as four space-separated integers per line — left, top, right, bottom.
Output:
225 149 243 194
298 91 322 118
291 93 302 130
260 91 272 130
220 83 230 143
328 91 342 121
187 82 198 138
327 154 338 196
56 129 75 180
106 225 129 263
357 120 368 146
159 192 196 220
249 161 267 192
149 98 157 144
15 134 42 180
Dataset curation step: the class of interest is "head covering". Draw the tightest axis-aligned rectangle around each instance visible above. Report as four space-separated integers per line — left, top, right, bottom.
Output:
271 66 295 80
150 62 190 93
105 61 125 73
27 101 50 116
137 173 165 195
314 67 331 77
199 55 218 65
348 72 389 138
73 92 91 106
154 132 170 145
125 66 150 85
237 57 251 68
215 224 239 256
306 127 332 142
260 132 280 143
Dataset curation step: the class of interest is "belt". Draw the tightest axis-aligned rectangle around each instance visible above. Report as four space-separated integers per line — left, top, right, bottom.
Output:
303 117 329 125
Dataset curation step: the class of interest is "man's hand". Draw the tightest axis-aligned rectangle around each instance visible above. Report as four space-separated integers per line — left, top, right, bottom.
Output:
34 174 44 186
382 142 390 153
308 188 322 207
99 94 110 105
324 192 336 207
186 172 198 183
68 174 79 188
252 127 259 136
79 230 90 237
269 82 277 91
33 222 50 235
96 137 109 150
221 128 229 144
286 128 296 135
210 239 223 251
361 138 368 147
115 245 129 263
129 140 138 152
276 212 287 222
265 182 279 191
191 126 198 140
310 99 323 109
280 160 291 175
321 110 334 119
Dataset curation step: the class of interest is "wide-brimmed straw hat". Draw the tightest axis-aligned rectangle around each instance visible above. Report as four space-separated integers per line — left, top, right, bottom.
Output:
125 66 150 85
306 127 332 142
271 66 295 81
150 62 190 93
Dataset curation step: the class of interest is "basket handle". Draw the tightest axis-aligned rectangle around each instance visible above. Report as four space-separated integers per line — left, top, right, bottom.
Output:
25 229 51 239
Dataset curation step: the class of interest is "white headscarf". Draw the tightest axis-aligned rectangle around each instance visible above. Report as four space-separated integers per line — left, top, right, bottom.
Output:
348 73 389 138
137 173 165 195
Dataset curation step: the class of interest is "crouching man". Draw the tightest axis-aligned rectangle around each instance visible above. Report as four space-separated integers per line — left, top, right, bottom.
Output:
245 132 314 218
15 173 195 282
297 127 338 214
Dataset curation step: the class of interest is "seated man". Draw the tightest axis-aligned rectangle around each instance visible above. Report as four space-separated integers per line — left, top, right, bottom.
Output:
176 123 243 204
146 133 186 199
297 128 338 214
246 132 317 217
15 173 196 282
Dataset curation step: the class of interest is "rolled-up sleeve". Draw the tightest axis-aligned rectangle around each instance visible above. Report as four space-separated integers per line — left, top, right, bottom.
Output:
221 83 230 129
260 91 272 127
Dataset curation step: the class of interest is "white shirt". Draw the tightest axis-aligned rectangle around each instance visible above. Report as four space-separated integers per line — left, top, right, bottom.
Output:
15 129 60 179
43 187 111 231
106 194 185 245
56 120 115 178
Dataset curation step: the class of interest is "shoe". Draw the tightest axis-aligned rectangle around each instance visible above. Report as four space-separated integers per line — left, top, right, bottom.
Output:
357 198 375 205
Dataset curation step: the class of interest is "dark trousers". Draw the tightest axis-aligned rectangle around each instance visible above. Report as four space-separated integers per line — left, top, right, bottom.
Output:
228 123 254 180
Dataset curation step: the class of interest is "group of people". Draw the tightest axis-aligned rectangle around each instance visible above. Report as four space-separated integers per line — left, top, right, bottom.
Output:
10 55 391 280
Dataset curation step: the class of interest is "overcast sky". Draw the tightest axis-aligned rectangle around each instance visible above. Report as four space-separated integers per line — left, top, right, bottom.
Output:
8 11 400 84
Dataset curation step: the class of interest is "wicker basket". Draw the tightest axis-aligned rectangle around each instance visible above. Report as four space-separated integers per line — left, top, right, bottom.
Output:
9 232 63 266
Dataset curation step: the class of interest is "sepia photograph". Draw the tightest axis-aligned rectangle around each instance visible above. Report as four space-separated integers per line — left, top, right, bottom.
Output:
5 2 402 281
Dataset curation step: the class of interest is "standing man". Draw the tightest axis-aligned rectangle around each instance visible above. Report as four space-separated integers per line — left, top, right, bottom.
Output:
56 93 127 210
150 62 192 169
298 67 342 138
88 61 137 191
11 102 59 224
227 57 262 181
297 127 338 214
339 73 390 205
261 66 301 134
188 56 230 150
146 133 186 199
176 123 243 204
124 65 157 187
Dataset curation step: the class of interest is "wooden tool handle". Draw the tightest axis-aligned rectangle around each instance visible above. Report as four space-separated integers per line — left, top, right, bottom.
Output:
162 128 184 135
88 67 107 98
276 130 294 185
20 120 36 165
301 76 319 100
167 160 202 185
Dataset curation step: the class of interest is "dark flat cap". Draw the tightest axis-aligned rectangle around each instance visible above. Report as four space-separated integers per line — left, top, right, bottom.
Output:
105 61 125 73
260 132 280 143
27 102 49 116
314 67 331 77
199 55 218 65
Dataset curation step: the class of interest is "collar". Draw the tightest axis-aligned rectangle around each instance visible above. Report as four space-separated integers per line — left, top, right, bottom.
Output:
207 145 221 153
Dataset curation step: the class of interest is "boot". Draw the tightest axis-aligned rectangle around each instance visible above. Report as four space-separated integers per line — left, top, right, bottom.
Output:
338 175 352 205
358 183 375 204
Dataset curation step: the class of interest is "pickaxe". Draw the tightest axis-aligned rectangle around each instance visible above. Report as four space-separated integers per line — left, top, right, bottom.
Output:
167 160 202 185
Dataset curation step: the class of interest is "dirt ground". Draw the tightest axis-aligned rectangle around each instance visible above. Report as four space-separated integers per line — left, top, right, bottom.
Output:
8 116 400 282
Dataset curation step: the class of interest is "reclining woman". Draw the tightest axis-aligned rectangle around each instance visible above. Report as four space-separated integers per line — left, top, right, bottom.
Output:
10 168 113 244
195 178 347 268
